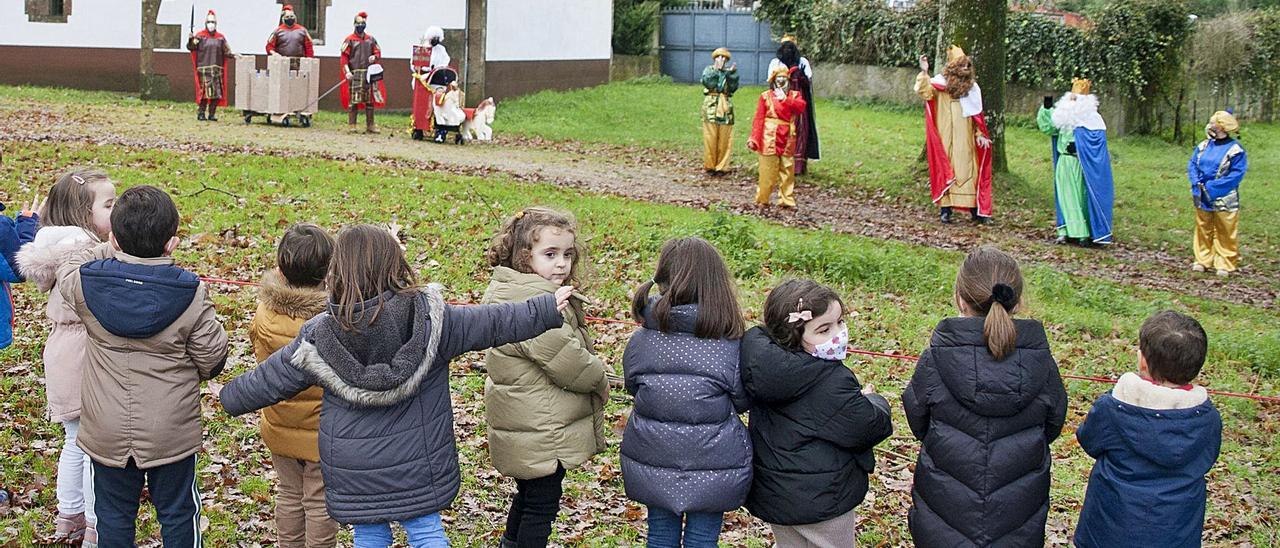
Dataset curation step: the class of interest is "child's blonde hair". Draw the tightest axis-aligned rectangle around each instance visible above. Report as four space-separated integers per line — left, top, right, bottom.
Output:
40 167 112 237
955 246 1023 361
485 206 587 287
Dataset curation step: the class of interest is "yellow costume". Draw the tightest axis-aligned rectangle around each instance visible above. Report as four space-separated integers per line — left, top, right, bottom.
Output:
749 67 807 208
701 47 739 173
915 46 983 210
1188 111 1247 274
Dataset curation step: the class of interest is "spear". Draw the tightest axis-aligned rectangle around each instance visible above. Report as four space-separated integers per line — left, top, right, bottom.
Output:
189 3 195 38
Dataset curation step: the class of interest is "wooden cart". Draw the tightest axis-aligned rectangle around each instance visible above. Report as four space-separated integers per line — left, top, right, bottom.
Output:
235 54 321 127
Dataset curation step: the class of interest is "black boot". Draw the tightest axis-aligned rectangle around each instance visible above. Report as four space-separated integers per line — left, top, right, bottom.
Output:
971 210 990 225
207 103 218 122
940 207 953 224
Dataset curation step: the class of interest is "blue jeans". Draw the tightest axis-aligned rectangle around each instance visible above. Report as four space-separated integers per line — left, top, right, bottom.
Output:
353 513 449 548
645 506 724 548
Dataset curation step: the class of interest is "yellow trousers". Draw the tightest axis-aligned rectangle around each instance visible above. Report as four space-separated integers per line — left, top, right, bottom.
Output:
756 154 796 207
1194 209 1239 272
703 122 733 172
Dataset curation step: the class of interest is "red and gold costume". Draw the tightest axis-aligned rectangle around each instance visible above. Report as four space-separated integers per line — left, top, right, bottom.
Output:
917 46 994 219
186 10 232 121
266 5 315 59
748 67 807 208
339 11 385 133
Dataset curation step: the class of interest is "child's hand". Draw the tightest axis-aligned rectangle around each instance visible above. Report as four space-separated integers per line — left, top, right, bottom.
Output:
861 383 876 395
207 381 224 400
554 285 574 312
20 192 43 218
747 140 760 152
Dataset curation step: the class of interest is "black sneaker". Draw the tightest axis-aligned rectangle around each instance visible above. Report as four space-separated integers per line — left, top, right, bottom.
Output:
940 207 953 224
208 115 218 122
197 112 206 121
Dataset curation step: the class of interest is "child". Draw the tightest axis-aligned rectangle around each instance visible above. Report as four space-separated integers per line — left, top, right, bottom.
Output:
220 224 572 548
248 223 338 547
482 207 610 548
1 192 40 349
747 66 807 208
54 185 229 547
740 279 893 545
902 245 1067 547
15 168 113 545
1074 311 1222 548
620 237 750 548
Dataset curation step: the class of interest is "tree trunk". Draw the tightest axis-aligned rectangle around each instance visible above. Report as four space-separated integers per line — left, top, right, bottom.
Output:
139 0 168 100
936 0 1008 173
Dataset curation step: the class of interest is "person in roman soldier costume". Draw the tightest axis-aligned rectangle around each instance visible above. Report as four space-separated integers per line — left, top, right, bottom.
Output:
340 11 386 134
186 10 233 122
767 36 819 175
916 45 994 224
266 4 315 69
1037 78 1115 246
748 67 808 208
701 47 739 175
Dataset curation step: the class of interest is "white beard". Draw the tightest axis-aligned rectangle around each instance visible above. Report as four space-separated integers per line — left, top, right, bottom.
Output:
1051 93 1106 131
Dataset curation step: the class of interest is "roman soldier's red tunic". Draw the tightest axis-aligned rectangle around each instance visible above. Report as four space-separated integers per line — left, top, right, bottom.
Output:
339 33 386 109
266 25 315 57
187 30 232 106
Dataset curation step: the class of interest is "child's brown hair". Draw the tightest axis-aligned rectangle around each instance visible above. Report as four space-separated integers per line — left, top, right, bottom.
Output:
955 245 1023 361
762 279 845 351
278 223 334 287
327 224 417 331
1139 310 1207 385
484 206 586 286
39 167 112 236
631 237 743 340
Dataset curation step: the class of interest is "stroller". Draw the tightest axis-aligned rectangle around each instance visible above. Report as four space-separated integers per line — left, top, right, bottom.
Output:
411 66 470 144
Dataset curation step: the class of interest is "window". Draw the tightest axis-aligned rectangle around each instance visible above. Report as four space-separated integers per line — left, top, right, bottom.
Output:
280 0 330 45
26 0 71 22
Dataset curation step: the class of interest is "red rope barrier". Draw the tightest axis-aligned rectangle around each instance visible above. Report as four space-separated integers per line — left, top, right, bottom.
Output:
198 276 1280 404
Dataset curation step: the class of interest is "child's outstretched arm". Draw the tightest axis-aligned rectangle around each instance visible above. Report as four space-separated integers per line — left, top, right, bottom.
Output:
440 292 564 360
902 350 935 440
220 335 313 416
815 374 893 453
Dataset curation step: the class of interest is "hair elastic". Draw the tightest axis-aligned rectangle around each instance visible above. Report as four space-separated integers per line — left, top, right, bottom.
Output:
988 283 1017 311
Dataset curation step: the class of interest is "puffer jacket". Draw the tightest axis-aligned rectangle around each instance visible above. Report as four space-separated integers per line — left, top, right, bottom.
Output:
248 269 328 462
56 242 229 468
620 301 751 514
0 207 38 349
740 326 894 526
16 226 98 422
482 266 609 480
221 286 563 524
902 317 1068 548
1074 373 1222 548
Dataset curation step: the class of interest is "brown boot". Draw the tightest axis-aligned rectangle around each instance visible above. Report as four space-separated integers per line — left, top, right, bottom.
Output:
365 107 378 134
349 109 361 133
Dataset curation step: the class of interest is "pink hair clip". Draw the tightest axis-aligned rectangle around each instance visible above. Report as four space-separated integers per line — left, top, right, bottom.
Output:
788 310 812 323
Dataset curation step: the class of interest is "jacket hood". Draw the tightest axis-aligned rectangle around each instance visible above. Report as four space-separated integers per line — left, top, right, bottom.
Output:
290 286 444 407
257 269 328 319
928 317 1053 417
740 326 834 404
640 297 698 334
1098 389 1220 469
79 256 199 339
16 227 100 291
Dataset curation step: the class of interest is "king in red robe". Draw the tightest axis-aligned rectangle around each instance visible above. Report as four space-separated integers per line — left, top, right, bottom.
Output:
186 10 232 122
916 45 994 224
748 67 808 208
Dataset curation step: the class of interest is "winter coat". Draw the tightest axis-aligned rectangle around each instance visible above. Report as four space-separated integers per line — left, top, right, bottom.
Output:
1074 373 1222 548
620 301 752 514
0 207 38 349
16 226 99 422
902 317 1068 548
56 243 229 469
221 286 563 524
248 270 328 462
481 266 609 480
740 326 894 526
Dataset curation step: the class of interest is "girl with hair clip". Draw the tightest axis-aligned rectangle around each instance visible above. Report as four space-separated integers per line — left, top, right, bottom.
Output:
16 167 117 546
740 279 893 546
902 245 1067 547
620 237 751 547
482 207 610 548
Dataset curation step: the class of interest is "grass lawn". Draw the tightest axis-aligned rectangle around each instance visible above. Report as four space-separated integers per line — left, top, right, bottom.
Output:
0 82 1277 546
500 78 1280 273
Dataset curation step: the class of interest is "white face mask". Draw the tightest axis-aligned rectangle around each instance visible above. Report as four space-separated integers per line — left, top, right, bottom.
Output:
809 324 849 361
206 22 216 32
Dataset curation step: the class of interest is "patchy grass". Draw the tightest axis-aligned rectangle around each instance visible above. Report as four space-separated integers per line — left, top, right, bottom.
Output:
500 79 1280 272
0 139 1277 546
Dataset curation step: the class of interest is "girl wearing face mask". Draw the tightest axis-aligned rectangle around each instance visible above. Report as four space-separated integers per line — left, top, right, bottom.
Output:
740 279 893 547
902 246 1067 547
186 10 233 121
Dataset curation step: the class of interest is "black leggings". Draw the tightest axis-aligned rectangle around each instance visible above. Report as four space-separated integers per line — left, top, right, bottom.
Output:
503 464 566 548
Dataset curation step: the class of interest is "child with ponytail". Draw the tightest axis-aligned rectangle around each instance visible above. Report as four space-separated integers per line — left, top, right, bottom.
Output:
902 245 1067 547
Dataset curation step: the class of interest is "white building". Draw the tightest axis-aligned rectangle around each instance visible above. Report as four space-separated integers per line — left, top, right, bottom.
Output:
1 0 614 108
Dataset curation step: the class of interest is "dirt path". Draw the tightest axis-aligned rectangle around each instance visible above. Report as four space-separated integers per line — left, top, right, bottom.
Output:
2 100 1274 309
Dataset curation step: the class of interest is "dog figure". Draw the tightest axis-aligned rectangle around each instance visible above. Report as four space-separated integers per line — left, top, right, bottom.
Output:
463 97 496 141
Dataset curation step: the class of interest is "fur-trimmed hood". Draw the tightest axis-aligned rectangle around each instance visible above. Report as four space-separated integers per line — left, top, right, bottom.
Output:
290 286 444 407
17 226 100 292
257 269 327 319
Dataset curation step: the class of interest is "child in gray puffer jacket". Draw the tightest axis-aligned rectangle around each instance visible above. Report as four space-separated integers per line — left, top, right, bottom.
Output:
221 224 574 548
621 237 751 548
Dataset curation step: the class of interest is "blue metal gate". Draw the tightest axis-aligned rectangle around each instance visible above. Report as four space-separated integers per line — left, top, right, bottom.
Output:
660 6 777 85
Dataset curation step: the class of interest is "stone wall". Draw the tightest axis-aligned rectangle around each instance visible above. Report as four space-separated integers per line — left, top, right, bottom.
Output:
611 54 661 82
